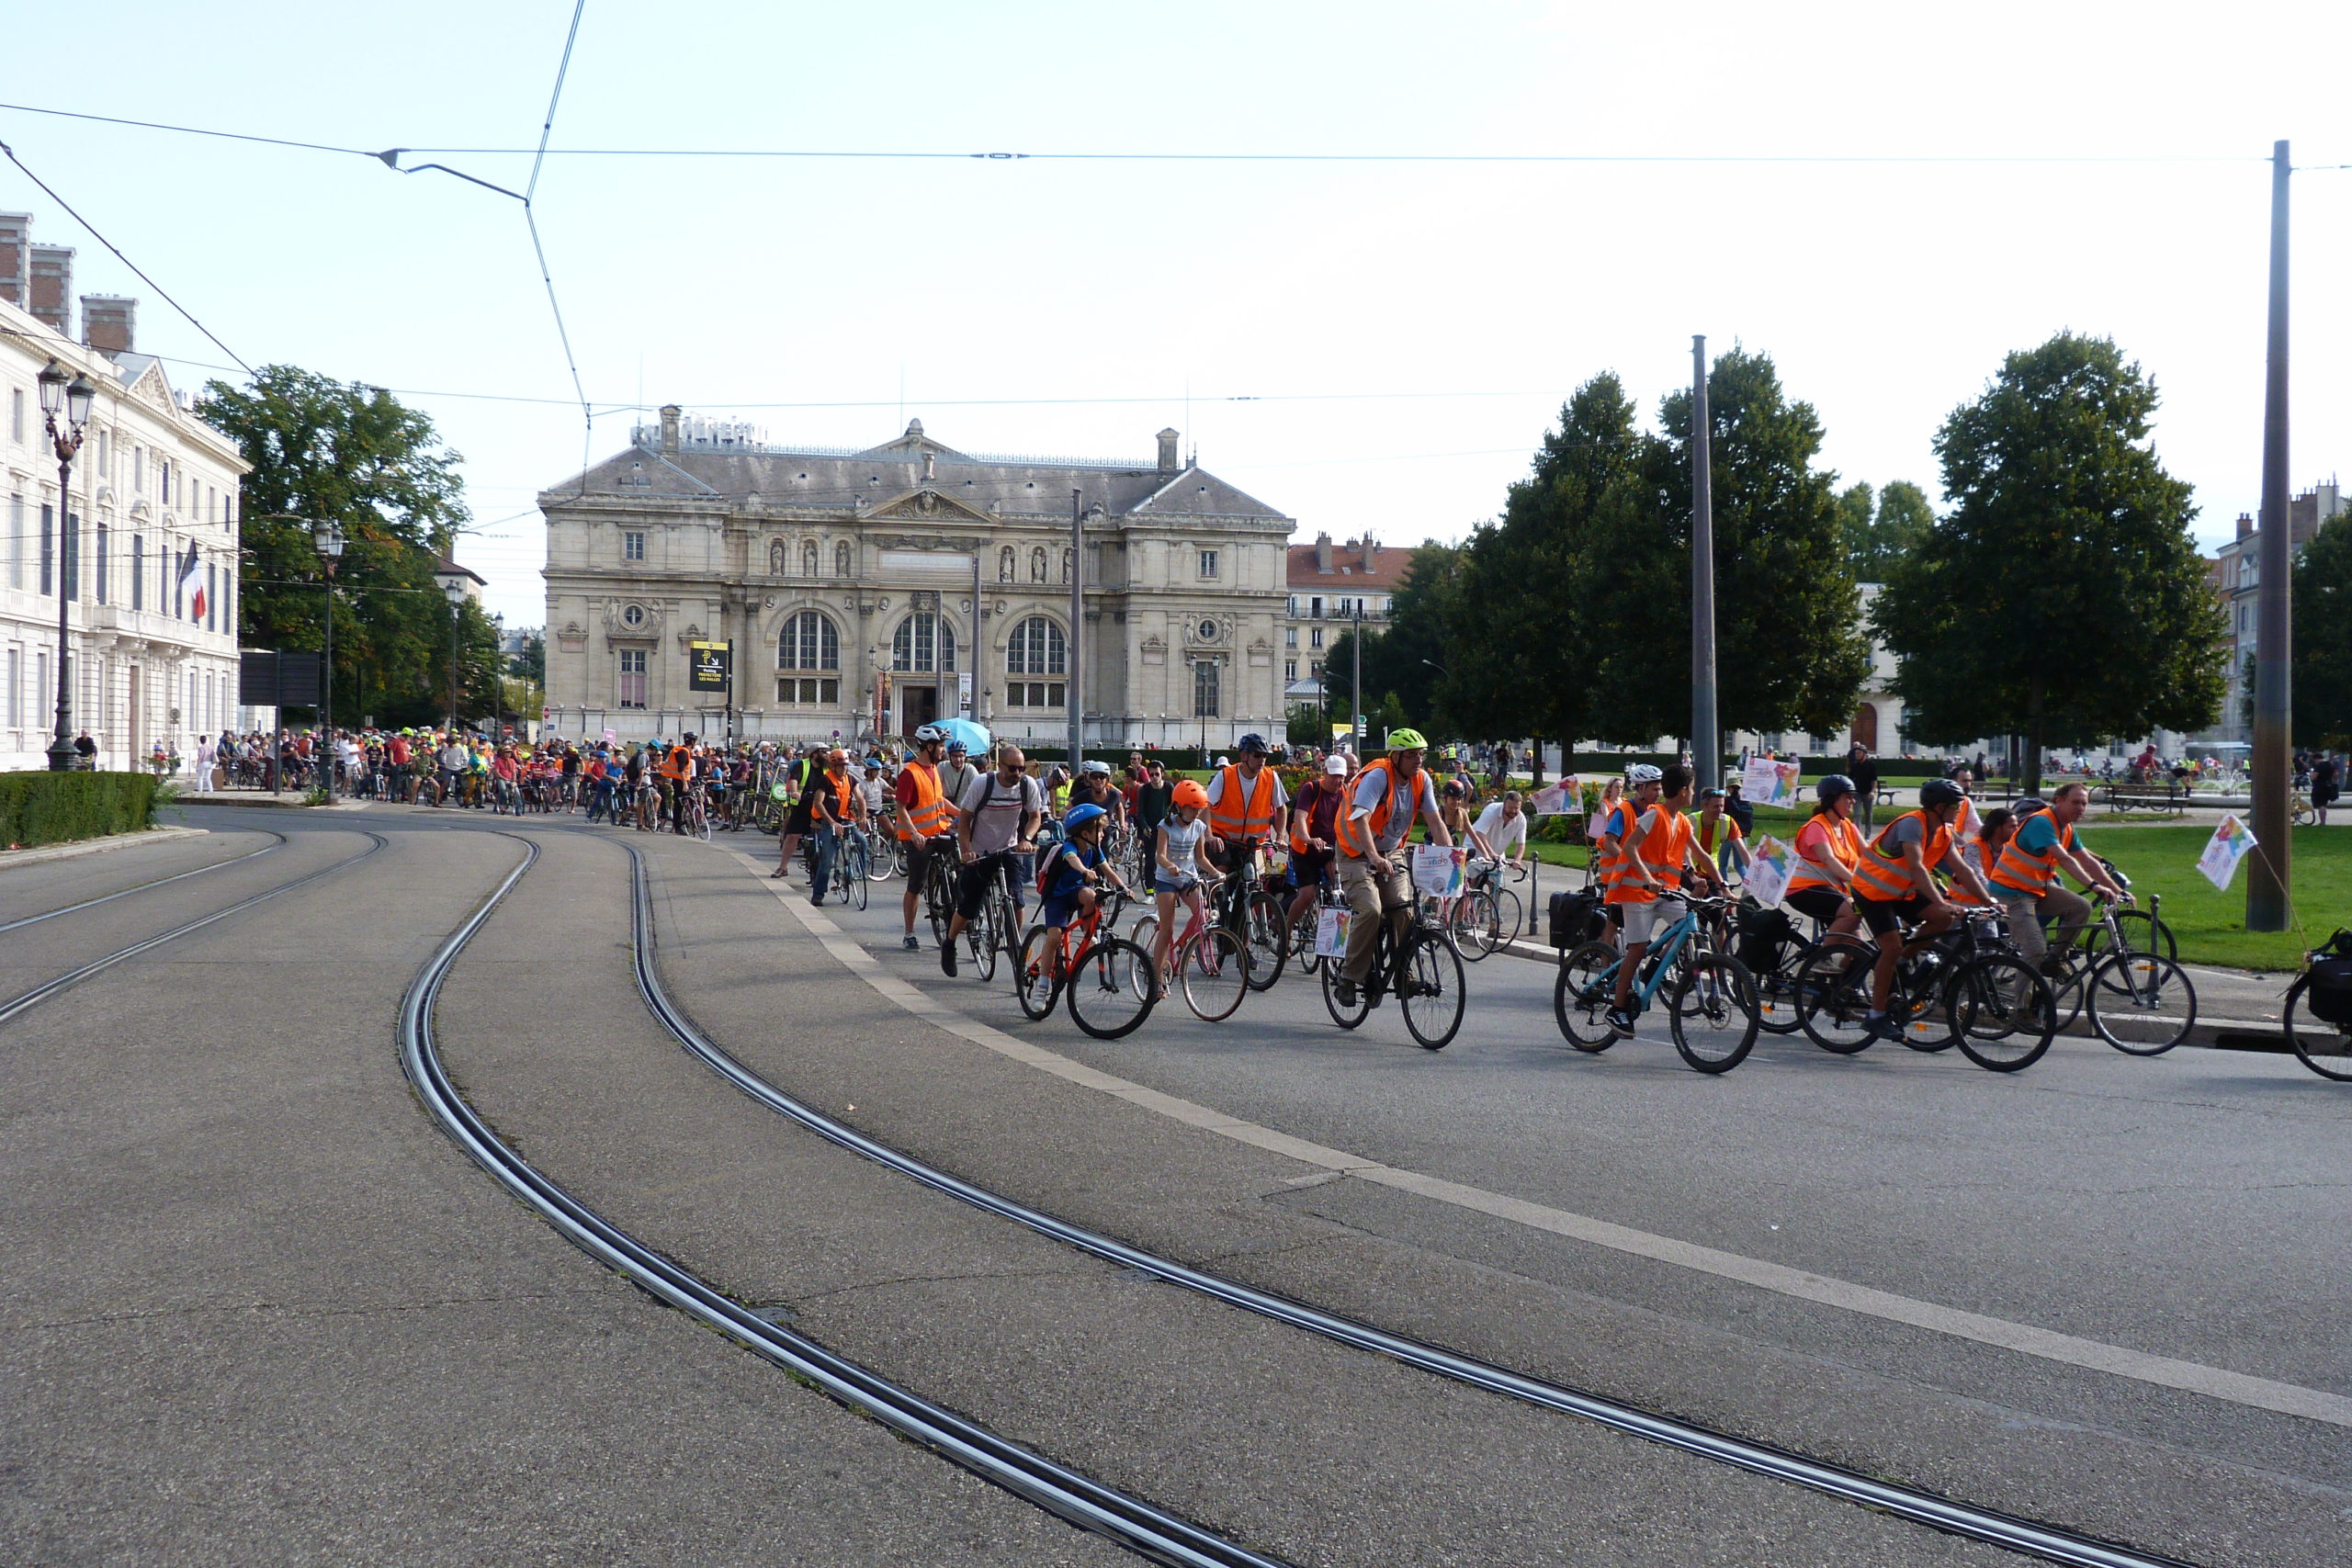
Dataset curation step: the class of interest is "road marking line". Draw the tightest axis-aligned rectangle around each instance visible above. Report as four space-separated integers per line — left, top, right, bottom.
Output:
716 847 2352 1429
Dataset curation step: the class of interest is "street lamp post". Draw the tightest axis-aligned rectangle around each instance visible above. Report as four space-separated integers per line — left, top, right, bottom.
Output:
310 519 345 801
38 362 97 772
435 571 469 732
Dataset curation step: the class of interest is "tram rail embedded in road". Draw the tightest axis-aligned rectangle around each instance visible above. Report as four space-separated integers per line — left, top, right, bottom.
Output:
0 828 288 934
622 840 2201 1568
405 831 1295 1568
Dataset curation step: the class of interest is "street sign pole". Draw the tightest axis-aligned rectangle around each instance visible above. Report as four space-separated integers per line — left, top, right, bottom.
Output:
2249 140 2293 931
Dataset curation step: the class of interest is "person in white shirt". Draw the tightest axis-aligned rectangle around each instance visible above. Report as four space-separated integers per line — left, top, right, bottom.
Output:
193 734 217 792
1469 790 1527 868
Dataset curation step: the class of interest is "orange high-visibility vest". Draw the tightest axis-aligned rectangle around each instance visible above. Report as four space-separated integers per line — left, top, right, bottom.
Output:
1595 800 1636 897
1339 760 1416 859
1852 810 1954 903
896 761 951 841
1208 764 1281 840
1987 807 2075 899
657 745 688 782
1615 805 1691 906
1786 815 1861 895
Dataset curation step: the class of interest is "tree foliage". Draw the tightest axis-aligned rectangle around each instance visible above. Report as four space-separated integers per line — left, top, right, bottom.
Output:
2292 514 2352 748
206 367 502 728
1873 333 2223 789
1838 479 1935 582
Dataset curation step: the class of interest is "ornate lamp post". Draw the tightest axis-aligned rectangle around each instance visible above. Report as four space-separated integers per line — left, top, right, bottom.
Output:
435 570 469 732
39 361 97 771
310 519 345 800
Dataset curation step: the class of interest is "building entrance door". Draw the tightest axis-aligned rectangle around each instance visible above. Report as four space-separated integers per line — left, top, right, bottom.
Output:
900 684 938 739
1850 701 1878 751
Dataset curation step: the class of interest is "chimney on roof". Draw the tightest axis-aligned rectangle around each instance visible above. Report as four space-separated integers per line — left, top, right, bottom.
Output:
1314 532 1332 573
2237 511 2255 538
81 294 134 355
28 243 72 337
0 213 28 310
1157 427 1181 475
659 403 681 456
1359 534 1377 572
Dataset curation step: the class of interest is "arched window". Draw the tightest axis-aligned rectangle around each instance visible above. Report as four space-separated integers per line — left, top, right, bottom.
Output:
999 546 1015 582
801 540 819 577
776 610 841 707
1061 547 1075 583
891 613 957 673
834 542 852 578
1030 547 1046 582
768 539 786 575
1005 616 1067 709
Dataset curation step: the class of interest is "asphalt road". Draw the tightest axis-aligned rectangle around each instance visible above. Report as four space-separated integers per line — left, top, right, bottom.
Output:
6 804 2346 1565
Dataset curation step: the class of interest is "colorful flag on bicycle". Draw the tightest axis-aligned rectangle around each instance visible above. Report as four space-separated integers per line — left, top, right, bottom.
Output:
1743 834 1794 908
1740 756 1804 809
1410 843 1465 899
2197 814 2257 891
1314 905 1351 960
1530 777 1580 816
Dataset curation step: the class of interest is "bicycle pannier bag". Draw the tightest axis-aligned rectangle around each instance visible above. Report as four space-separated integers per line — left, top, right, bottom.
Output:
1548 888 1603 950
2308 958 2352 1026
1736 904 1796 978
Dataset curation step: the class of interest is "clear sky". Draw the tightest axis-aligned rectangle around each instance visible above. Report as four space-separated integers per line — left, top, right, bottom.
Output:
6 2 2346 629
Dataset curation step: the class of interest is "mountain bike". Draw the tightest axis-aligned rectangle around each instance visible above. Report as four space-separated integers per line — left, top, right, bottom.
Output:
1014 892 1156 1039
1129 876 1250 1021
1795 905 2055 1072
1553 893 1758 1073
1448 859 1528 962
1319 863 1469 1050
2037 885 2194 1054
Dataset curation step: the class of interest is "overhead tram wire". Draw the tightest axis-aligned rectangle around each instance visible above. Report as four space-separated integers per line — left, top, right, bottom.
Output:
0 139 254 375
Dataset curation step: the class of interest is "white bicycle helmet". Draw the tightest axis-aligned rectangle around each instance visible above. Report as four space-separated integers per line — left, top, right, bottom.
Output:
1626 763 1663 784
913 724 948 745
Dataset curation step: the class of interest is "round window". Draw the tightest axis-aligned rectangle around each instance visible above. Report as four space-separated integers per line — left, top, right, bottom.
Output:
1197 618 1218 641
622 604 645 626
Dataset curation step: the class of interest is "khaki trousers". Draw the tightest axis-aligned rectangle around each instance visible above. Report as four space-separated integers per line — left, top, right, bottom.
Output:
1338 854 1413 985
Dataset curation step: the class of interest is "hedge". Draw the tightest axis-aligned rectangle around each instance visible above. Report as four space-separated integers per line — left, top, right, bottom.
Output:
1 771 163 850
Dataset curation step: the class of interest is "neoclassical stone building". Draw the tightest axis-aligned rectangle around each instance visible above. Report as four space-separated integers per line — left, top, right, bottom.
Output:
539 411 1295 750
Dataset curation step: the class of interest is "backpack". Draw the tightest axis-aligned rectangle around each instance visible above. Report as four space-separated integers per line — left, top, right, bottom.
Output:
2308 931 2352 1026
1725 793 1756 836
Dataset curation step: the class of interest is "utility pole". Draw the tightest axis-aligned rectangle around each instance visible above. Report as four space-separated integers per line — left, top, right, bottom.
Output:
1351 597 1363 751
2249 140 2293 931
1068 490 1083 774
1690 334 1720 791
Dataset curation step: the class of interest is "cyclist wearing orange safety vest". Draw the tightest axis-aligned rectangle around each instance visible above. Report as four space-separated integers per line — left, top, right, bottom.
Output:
660 731 697 834
1984 782 2125 971
893 726 956 952
1850 777 1995 1032
1785 773 1866 941
1335 728 1451 1004
1608 764 1725 1031
1205 732 1287 872
1283 751 1352 928
1596 766 1664 939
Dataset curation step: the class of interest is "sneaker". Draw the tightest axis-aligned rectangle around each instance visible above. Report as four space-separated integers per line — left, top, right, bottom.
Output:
1030 974 1057 1008
1605 1006 1636 1037
902 934 921 952
941 943 957 977
1334 979 1359 1009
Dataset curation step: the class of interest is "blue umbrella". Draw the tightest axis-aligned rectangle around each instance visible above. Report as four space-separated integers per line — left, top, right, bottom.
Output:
937 716 993 754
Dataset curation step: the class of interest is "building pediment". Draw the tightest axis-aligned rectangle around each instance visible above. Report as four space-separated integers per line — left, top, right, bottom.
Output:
862 486 993 525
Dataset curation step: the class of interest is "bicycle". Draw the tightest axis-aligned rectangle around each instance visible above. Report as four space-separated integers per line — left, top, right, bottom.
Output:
1209 838 1290 992
913 833 961 949
816 826 869 912
953 850 1027 984
1129 875 1251 1021
1318 863 1470 1051
1287 874 1346 979
2037 885 2195 1055
1013 892 1157 1039
1448 859 1528 962
1553 894 1759 1074
1794 905 2056 1072
2281 929 2352 1082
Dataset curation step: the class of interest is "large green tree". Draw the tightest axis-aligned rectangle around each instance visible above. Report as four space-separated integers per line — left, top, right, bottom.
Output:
1838 479 1936 582
206 367 501 728
2291 513 2352 748
1873 333 2223 791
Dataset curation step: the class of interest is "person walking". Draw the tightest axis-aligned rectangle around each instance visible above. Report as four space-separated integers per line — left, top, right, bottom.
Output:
1848 741 1881 830
193 734 217 793
2313 750 2339 828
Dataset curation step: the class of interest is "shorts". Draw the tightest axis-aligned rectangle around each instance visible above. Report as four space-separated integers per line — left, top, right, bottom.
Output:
785 807 815 835
1041 892 1086 929
1618 895 1686 945
1286 851 1332 889
1785 886 1849 926
1856 892 1932 937
901 835 949 886
1152 874 1199 897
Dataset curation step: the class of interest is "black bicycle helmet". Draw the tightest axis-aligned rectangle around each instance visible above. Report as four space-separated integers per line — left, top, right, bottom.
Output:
1815 773 1855 803
1919 777 1965 807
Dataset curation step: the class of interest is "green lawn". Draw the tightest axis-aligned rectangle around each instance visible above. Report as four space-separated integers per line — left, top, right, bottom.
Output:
1526 812 2348 970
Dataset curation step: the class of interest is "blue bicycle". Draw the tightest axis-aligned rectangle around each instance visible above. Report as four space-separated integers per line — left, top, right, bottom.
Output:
1553 894 1760 1073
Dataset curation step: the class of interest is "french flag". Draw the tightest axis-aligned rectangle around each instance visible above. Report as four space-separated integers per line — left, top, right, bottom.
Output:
177 544 205 620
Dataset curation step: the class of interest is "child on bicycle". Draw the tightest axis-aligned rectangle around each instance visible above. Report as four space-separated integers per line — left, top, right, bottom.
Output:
1041 803 1134 983
1151 779 1217 998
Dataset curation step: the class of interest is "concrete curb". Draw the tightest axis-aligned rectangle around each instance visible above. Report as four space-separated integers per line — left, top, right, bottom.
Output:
168 792 367 810
0 825 209 867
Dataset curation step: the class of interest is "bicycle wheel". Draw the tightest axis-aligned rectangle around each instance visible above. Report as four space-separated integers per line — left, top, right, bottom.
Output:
1180 928 1250 1021
1014 926 1060 1020
965 896 999 983
1753 938 1811 1034
1242 891 1287 992
2086 952 2195 1055
926 867 954 949
1448 890 1499 962
2084 909 2177 965
1553 941 1621 1052
868 840 898 881
2282 975 2352 1081
1288 908 1322 976
1321 942 1375 1030
1400 928 1467 1050
1795 942 1877 1055
1668 953 1759 1074
1069 937 1157 1039
1951 955 2056 1072
846 843 870 911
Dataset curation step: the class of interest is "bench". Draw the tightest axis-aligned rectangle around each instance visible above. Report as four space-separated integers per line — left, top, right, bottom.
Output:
2098 783 2188 817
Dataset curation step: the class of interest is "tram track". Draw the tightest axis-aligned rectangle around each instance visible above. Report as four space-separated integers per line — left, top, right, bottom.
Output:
0 829 387 1029
403 829 1293 1568
618 840 2203 1568
0 828 288 934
